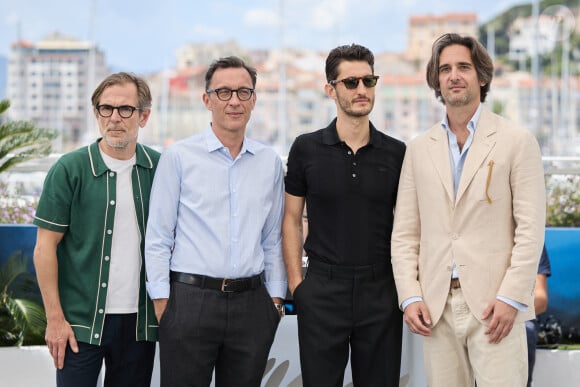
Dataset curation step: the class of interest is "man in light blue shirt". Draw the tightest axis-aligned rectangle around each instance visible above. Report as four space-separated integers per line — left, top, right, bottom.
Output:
145 56 286 387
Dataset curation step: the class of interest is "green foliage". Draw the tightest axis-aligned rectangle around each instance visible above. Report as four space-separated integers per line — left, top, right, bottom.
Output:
0 252 46 346
479 0 580 76
0 99 58 174
546 175 580 227
491 100 505 115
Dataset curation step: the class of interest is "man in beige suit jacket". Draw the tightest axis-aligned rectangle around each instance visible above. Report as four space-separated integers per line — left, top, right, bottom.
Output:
391 33 546 387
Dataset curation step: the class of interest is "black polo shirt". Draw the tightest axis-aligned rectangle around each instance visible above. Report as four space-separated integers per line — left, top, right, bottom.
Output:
285 119 406 266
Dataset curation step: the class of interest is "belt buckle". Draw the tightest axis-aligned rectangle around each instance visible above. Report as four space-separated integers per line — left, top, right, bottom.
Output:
221 278 234 293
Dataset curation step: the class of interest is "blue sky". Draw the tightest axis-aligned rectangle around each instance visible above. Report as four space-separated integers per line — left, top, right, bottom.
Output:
0 0 527 74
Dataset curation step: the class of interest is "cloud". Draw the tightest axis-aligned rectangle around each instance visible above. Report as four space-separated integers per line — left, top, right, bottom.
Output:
307 0 348 30
244 8 278 27
190 24 227 39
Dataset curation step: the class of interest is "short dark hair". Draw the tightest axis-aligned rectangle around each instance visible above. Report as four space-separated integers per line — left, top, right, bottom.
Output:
325 44 375 83
91 72 152 109
204 56 257 90
426 33 494 104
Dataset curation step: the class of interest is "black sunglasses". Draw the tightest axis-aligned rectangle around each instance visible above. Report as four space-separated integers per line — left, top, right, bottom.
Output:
329 75 379 89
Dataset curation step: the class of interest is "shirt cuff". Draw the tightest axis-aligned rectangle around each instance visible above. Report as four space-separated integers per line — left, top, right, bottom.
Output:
401 296 423 311
497 295 527 311
146 281 170 300
265 280 288 299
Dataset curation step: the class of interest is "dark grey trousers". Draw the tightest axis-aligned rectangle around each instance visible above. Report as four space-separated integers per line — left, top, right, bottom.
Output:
159 281 280 387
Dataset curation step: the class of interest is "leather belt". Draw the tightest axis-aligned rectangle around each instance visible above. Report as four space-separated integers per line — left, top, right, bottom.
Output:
450 278 461 289
170 271 263 293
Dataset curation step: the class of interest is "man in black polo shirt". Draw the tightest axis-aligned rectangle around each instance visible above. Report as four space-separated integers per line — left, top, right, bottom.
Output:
283 44 406 387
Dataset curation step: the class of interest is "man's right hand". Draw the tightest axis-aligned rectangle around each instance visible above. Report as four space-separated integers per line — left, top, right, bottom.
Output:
45 318 78 369
288 279 303 296
153 298 168 323
404 301 432 336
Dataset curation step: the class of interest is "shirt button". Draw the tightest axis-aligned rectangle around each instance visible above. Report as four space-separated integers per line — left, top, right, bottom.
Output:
98 309 104 314
107 229 112 235
104 256 110 261
94 333 100 339
352 162 357 166
347 151 352 155
102 282 107 288
110 200 115 206
352 173 356 178
109 172 115 177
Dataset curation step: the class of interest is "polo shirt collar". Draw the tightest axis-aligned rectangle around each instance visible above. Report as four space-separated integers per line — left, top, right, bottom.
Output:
322 118 381 147
88 139 155 177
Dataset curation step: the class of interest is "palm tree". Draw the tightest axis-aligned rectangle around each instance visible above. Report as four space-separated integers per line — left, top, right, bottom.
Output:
0 99 58 174
0 252 46 346
0 99 53 346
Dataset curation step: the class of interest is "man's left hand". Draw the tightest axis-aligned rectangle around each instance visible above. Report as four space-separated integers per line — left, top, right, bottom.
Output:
482 299 518 344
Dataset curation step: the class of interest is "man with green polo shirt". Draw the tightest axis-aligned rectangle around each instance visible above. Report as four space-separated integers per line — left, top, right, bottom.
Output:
33 72 160 387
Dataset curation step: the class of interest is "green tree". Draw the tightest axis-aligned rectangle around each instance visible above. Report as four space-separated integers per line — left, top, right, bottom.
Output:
0 252 46 346
0 99 58 174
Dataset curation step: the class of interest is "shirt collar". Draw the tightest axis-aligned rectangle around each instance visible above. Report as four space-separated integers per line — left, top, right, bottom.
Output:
322 118 381 147
88 139 155 177
204 126 255 156
441 103 483 133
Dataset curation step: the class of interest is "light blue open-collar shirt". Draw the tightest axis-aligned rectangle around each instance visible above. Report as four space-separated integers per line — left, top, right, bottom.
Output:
442 105 479 200
145 127 287 300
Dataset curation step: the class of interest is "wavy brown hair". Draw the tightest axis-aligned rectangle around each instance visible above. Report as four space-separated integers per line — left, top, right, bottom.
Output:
426 33 493 104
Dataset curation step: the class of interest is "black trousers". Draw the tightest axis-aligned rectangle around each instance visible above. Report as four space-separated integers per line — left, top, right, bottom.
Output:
294 260 403 387
56 314 155 387
159 281 281 387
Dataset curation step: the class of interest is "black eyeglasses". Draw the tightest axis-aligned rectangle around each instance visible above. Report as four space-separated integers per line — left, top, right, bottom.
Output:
206 88 254 101
96 104 143 118
329 75 379 89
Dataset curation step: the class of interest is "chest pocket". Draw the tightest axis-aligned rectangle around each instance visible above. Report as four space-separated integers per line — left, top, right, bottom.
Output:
469 160 510 203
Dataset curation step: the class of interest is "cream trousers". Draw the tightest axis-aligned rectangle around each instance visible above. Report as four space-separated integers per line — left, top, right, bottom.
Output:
423 287 527 387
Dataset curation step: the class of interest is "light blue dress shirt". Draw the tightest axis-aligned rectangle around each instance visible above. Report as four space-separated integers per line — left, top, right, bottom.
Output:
145 127 287 300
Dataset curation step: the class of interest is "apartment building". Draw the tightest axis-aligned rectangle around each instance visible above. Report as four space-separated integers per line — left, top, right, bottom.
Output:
407 13 478 65
6 32 108 151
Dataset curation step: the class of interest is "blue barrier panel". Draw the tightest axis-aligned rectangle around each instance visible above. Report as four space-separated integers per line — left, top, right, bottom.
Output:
543 227 580 334
0 224 38 274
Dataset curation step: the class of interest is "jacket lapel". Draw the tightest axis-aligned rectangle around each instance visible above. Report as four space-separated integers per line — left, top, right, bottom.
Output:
456 109 497 204
427 126 455 205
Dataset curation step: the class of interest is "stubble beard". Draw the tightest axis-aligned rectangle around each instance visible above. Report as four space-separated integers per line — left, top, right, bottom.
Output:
340 96 374 118
104 138 129 149
442 91 471 107
103 130 138 149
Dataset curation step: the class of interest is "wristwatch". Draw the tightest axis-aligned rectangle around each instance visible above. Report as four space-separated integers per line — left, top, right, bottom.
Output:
274 303 285 317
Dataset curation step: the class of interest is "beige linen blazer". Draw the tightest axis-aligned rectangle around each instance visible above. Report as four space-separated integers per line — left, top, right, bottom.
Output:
391 107 546 326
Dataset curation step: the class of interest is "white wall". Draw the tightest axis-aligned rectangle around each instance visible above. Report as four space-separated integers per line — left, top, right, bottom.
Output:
1 318 576 387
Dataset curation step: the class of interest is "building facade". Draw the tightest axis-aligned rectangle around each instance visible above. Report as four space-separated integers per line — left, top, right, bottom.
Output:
6 32 108 151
